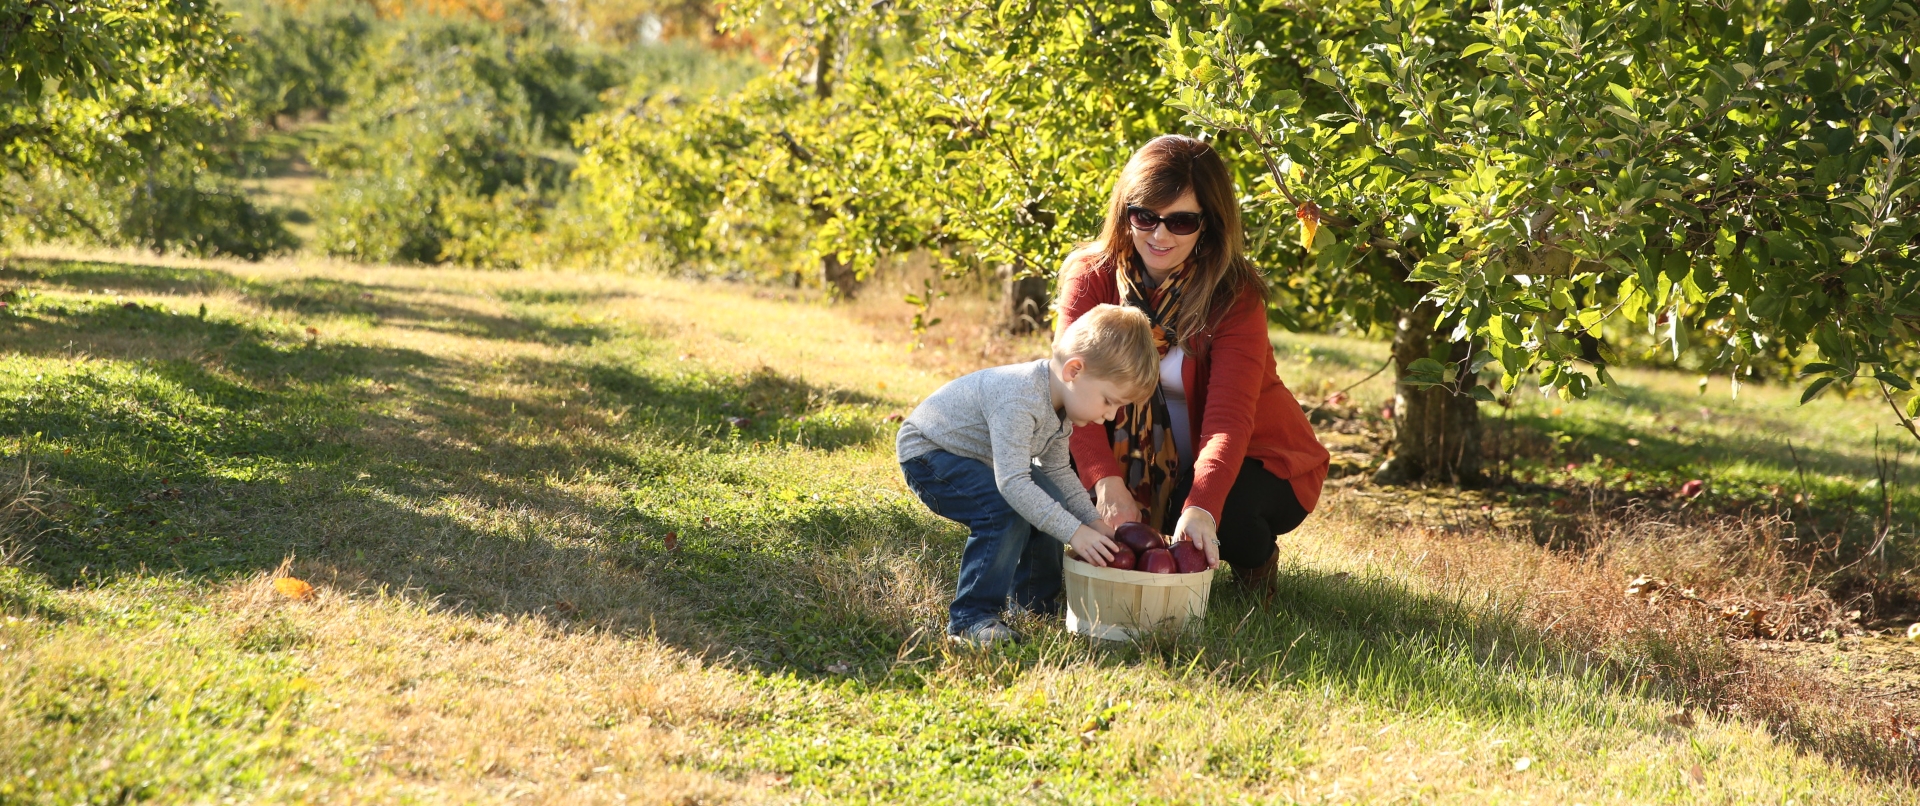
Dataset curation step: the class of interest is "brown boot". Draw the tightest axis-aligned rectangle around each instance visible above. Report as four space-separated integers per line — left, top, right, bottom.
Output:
1232 548 1279 601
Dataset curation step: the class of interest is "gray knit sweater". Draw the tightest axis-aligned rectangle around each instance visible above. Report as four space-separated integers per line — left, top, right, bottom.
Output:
896 359 1103 544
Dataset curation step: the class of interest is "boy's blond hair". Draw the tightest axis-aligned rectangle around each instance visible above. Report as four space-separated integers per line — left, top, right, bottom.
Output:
1052 304 1159 397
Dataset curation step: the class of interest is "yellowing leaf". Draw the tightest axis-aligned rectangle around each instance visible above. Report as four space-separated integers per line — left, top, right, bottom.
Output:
1295 203 1321 250
274 576 315 601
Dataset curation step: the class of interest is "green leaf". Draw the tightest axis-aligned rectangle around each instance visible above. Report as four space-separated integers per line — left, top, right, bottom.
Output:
1468 349 1498 373
1150 1 1175 21
1799 362 1840 376
1498 317 1524 346
1469 385 1496 402
1405 357 1447 383
1607 83 1635 108
1906 395 1920 419
1460 43 1493 58
1800 377 1835 405
1876 372 1913 392
1576 308 1605 335
1669 316 1689 361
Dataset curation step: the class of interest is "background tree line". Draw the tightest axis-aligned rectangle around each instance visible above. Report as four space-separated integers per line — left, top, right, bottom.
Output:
0 0 752 265
4 0 1917 482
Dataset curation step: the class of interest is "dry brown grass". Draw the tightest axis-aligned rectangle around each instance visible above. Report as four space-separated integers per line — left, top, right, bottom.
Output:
0 463 49 566
226 562 764 804
1299 481 1918 783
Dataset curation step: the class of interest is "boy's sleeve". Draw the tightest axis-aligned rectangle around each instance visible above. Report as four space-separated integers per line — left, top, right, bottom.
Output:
1040 437 1103 529
987 405 1092 544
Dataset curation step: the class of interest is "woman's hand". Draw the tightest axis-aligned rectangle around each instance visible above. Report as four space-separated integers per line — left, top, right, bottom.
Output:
1093 476 1143 528
1069 524 1120 567
1171 507 1220 569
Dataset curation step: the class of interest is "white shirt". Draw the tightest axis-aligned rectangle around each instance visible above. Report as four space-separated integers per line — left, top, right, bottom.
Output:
1161 346 1194 466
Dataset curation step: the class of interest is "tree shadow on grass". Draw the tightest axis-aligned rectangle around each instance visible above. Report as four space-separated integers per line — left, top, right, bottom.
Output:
1519 381 1888 484
2 257 613 346
0 258 914 662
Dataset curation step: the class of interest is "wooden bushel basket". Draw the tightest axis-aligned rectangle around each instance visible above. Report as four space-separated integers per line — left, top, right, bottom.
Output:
1062 548 1215 641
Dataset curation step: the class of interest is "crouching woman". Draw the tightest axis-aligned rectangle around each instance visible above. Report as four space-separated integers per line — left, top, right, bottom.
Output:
1058 134 1331 592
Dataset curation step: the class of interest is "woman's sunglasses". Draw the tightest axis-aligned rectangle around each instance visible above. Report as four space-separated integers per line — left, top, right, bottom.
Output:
1126 206 1204 236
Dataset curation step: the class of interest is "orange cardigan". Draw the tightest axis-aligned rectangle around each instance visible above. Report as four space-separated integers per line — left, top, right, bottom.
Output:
1059 256 1330 519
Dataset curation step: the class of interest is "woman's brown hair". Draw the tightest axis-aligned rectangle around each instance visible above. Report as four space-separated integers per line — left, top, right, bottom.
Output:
1071 134 1268 347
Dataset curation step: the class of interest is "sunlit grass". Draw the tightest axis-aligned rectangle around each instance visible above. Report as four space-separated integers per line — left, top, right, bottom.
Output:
0 246 1912 803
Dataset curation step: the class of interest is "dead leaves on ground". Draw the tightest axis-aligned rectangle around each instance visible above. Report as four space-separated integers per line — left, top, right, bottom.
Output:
1623 574 1857 641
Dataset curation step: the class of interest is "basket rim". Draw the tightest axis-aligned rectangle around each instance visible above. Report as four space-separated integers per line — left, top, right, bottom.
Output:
1063 548 1215 587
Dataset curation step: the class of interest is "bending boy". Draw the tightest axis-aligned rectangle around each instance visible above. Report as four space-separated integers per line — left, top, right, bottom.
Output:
897 304 1159 647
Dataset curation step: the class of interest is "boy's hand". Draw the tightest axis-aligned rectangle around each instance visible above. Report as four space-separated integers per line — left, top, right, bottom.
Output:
1069 525 1120 567
1171 507 1220 569
1093 476 1142 528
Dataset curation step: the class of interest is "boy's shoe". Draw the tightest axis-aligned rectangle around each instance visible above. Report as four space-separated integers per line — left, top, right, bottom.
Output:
948 619 1019 648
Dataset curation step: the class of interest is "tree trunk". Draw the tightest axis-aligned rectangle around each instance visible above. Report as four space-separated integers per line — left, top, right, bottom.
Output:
811 23 854 299
1001 260 1049 334
821 252 859 299
1371 301 1484 486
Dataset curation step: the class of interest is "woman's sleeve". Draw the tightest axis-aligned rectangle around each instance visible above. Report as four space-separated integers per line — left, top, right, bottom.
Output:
1056 252 1128 490
1182 291 1268 522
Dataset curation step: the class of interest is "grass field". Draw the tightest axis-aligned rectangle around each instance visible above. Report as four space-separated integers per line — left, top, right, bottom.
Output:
2 247 1918 803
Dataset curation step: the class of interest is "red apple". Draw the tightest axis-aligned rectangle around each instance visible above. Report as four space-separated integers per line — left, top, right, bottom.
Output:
1139 548 1175 574
1113 522 1166 554
1104 544 1137 571
1170 540 1208 574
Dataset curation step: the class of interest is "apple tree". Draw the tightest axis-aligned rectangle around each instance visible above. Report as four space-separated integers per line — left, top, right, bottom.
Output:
1153 0 1920 482
574 0 1184 297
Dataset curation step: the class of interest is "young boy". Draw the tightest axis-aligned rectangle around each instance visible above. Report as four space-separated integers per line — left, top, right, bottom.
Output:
897 304 1159 646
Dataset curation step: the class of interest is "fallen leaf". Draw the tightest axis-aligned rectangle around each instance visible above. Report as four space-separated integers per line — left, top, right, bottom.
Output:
1513 757 1532 772
1687 763 1705 784
274 576 315 601
825 661 851 675
1665 709 1695 728
1625 575 1666 598
1679 479 1705 498
554 600 577 615
882 412 905 423
663 531 678 551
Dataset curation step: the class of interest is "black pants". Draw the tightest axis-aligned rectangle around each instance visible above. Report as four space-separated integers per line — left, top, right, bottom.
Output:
1162 458 1308 570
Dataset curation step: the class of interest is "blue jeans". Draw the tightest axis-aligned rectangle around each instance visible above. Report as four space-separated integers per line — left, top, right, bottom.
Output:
901 450 1074 635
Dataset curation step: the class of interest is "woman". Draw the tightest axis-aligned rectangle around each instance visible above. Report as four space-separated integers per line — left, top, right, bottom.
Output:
1057 134 1329 591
